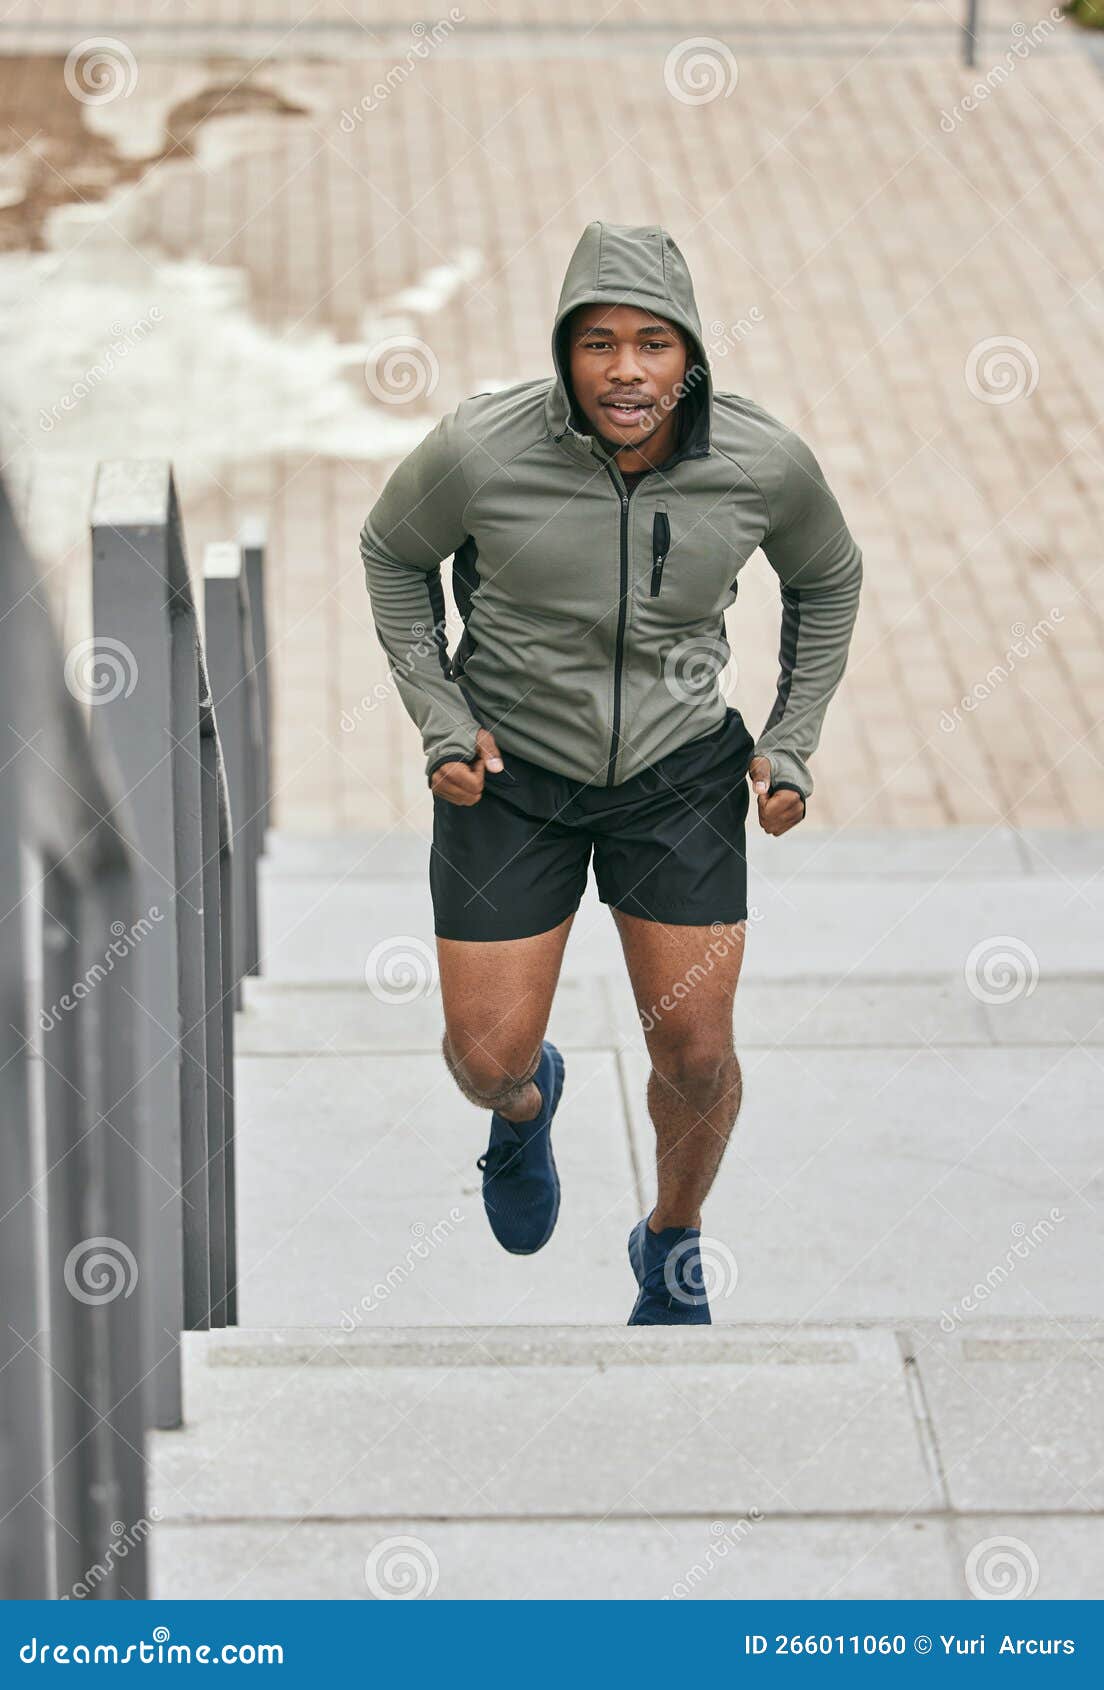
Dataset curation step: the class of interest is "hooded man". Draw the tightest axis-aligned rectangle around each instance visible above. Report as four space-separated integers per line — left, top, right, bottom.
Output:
361 220 863 1324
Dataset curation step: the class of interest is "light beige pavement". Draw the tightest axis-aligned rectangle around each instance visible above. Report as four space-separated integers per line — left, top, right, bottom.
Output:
1 1 1102 834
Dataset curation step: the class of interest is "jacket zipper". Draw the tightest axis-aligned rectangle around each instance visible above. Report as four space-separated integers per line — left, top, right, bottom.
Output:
650 502 670 596
605 472 630 785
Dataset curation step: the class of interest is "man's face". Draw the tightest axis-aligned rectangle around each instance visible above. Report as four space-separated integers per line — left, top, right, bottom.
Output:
567 303 689 454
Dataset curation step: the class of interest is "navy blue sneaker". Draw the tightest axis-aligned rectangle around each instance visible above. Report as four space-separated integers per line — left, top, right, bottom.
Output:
627 1214 712 1325
477 1040 564 1255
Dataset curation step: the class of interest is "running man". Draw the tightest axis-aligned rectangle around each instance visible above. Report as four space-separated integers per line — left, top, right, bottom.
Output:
361 221 863 1324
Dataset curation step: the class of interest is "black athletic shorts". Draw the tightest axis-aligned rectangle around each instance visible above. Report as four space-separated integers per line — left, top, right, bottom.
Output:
430 706 756 942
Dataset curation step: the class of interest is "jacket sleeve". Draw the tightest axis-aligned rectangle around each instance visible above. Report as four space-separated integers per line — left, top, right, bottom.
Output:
359 410 482 781
754 431 863 802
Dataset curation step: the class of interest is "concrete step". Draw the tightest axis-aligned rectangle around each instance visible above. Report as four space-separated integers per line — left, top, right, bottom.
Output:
231 1048 642 1327
229 1031 1101 1327
150 1512 1104 1602
152 1323 940 1525
148 1320 1104 1599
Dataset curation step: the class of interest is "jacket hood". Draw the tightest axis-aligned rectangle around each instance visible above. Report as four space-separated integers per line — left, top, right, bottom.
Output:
545 220 713 462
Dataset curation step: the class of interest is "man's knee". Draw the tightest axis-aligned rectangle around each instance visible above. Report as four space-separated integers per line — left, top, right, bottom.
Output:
649 1032 738 1096
441 1029 540 1105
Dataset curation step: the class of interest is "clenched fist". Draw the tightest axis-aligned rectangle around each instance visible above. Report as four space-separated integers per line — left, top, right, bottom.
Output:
430 727 506 806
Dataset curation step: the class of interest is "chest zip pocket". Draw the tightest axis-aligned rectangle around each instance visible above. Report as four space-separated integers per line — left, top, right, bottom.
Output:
649 503 671 596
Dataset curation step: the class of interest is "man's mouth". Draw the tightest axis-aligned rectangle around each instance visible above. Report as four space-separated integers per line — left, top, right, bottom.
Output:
600 396 655 425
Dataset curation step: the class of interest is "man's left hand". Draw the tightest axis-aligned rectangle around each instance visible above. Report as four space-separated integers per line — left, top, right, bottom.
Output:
748 756 806 836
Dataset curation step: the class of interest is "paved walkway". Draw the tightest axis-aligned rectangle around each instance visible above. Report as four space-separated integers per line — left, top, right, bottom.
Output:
2 2 1102 831
147 825 1103 1599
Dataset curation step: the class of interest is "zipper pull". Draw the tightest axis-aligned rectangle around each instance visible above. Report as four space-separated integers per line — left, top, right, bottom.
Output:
650 503 671 596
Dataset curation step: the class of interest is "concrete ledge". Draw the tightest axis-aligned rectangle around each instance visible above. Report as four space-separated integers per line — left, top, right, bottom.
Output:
199 1324 870 1369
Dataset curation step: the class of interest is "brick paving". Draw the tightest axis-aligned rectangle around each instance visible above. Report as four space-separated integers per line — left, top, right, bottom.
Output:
1 2 1101 830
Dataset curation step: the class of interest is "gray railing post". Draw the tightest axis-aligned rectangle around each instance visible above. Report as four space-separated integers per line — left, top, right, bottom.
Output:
963 0 980 66
1 470 148 1598
240 518 272 845
90 465 242 1389
203 543 264 999
90 465 190 1422
198 694 237 1327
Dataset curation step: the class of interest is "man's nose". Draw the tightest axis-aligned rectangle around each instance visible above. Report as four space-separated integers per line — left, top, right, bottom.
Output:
606 348 646 383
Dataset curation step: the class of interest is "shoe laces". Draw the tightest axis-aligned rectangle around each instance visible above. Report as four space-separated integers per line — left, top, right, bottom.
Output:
476 1122 523 1180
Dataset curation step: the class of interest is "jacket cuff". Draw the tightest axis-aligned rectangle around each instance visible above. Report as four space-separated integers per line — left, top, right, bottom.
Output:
766 779 807 818
426 736 480 784
753 744 812 801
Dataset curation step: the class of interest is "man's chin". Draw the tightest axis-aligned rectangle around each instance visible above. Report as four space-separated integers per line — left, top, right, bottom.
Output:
590 412 660 449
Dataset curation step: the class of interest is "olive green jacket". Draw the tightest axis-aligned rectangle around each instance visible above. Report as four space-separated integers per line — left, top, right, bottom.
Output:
360 220 863 800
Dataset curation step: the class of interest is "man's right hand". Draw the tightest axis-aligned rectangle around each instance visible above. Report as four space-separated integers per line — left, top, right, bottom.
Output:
430 728 506 805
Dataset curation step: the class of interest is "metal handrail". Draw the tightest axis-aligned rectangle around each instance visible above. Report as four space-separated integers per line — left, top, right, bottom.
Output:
964 0 980 66
0 459 270 1598
0 473 147 1599
203 542 265 1006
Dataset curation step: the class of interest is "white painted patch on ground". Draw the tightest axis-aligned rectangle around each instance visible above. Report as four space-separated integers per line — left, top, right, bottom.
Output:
1 166 485 571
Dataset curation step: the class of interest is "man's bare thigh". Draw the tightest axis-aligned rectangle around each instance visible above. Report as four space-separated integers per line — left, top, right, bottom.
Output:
610 909 747 1061
436 912 575 1079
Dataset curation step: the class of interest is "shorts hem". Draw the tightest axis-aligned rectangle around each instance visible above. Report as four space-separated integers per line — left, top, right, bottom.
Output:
603 896 748 926
432 900 582 943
